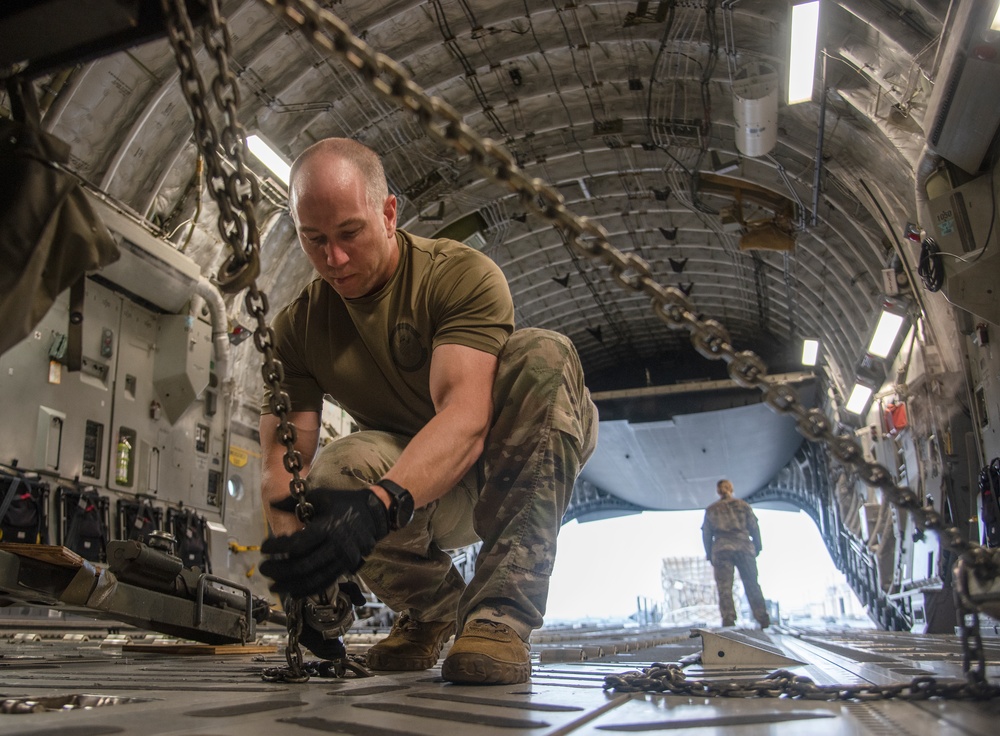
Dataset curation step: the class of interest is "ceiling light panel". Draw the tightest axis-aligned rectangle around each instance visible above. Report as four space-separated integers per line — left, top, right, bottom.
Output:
801 338 819 366
246 134 290 186
846 384 872 415
788 1 820 104
868 311 905 359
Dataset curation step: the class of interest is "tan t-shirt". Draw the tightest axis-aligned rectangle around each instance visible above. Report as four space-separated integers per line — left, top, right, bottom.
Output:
262 230 514 436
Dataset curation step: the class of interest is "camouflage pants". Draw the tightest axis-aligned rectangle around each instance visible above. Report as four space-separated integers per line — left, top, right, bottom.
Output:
305 328 598 640
712 549 768 625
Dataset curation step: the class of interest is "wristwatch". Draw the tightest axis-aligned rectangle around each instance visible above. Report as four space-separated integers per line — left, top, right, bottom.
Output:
374 478 415 531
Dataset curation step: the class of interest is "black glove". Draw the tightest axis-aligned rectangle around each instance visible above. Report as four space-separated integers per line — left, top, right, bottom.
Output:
259 489 390 598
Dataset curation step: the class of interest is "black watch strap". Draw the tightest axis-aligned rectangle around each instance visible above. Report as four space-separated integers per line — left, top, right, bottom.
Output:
375 478 415 531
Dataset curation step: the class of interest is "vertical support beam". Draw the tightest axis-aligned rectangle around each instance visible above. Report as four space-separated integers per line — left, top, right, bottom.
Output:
810 50 828 227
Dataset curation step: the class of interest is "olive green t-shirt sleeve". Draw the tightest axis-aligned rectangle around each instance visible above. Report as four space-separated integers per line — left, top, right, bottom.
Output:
429 246 514 356
260 297 326 416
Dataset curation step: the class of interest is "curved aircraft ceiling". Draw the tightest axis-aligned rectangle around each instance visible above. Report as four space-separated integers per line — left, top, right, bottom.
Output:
4 0 949 507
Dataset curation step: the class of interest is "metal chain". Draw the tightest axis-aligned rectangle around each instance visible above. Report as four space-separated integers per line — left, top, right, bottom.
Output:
257 0 999 686
261 597 309 683
954 556 991 681
603 664 1000 701
262 655 373 682
161 0 314 680
161 0 259 290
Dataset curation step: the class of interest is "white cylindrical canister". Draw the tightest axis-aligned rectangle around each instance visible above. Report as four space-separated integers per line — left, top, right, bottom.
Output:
732 62 778 157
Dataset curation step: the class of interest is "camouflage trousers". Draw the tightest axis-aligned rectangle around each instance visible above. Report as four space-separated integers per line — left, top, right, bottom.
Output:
305 328 598 640
712 549 768 625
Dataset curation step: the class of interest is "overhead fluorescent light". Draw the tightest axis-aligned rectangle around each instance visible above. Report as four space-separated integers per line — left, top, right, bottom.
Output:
787 1 820 104
246 134 290 186
846 384 873 415
868 310 906 359
801 338 820 366
993 4 1000 31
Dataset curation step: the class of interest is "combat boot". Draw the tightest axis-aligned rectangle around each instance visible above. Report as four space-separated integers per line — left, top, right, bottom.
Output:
441 619 530 685
366 613 455 670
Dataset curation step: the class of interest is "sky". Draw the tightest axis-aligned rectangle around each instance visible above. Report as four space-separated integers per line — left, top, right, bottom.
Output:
545 508 858 622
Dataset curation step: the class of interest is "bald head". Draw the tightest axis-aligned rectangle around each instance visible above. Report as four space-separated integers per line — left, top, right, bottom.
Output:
289 138 389 217
287 137 399 299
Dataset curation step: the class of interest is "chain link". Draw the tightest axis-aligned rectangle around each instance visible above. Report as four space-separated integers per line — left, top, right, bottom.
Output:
161 0 261 290
259 597 373 682
262 654 373 682
954 555 996 681
260 597 309 683
161 0 313 679
603 664 1000 701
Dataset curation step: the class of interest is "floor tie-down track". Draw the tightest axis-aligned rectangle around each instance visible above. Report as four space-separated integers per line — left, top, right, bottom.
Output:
1 620 999 734
3 544 1000 733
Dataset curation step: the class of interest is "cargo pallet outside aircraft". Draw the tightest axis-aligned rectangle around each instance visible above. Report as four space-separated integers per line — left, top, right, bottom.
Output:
2 0 1000 732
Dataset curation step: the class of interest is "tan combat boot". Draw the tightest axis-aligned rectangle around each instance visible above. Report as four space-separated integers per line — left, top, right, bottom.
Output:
441 619 530 685
366 613 455 670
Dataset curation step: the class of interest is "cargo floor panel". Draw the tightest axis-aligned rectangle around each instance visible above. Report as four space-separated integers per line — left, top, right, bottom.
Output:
2 625 999 735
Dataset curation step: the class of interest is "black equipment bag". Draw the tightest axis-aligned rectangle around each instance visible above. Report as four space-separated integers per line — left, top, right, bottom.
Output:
0 472 49 544
58 486 110 562
116 497 162 543
979 458 1000 548
168 507 211 572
